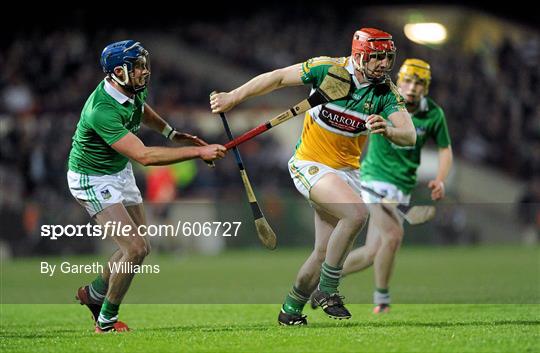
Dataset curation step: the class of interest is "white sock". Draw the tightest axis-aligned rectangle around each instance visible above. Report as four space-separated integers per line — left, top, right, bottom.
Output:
374 290 391 305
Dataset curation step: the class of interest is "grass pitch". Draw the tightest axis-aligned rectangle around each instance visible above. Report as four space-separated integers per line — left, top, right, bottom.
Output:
1 246 539 352
1 304 538 353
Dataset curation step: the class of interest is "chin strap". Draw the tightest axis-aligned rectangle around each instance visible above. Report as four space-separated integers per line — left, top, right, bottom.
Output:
111 64 130 87
352 55 387 84
351 55 364 74
110 64 147 94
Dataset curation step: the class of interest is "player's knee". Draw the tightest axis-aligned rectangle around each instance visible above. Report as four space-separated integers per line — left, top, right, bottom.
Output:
388 225 404 241
343 203 369 230
381 228 403 251
125 243 149 262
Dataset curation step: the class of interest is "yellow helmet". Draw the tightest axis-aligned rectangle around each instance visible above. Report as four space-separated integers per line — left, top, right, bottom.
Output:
397 58 431 94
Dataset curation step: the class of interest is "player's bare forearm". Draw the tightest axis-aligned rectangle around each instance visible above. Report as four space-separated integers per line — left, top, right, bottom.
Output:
142 103 169 134
385 111 416 146
211 64 303 113
385 126 416 146
428 146 453 200
435 146 453 182
233 64 303 101
111 132 225 166
136 146 201 166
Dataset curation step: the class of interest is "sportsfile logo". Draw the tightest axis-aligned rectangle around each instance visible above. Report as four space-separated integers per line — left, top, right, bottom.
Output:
40 221 242 240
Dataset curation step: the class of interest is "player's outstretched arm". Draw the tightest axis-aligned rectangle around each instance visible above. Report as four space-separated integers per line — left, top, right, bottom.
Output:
142 103 170 134
210 63 304 113
429 146 453 200
142 103 210 146
111 132 226 166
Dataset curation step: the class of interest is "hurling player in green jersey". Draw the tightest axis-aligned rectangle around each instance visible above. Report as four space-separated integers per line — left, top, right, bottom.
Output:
343 59 453 314
211 29 416 325
68 40 226 333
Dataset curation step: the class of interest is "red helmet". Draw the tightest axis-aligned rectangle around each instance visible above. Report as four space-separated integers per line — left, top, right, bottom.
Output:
351 28 396 82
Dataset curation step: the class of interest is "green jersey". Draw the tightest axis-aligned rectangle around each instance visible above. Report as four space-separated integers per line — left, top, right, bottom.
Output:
295 56 407 169
68 79 148 175
361 96 451 194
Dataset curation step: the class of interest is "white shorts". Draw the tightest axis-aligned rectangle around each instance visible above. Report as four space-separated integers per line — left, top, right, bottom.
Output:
67 163 143 217
288 157 362 199
360 180 411 206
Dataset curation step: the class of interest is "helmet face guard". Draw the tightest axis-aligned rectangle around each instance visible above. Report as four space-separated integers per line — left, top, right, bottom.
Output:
351 28 396 83
100 40 151 93
124 53 151 93
397 58 431 94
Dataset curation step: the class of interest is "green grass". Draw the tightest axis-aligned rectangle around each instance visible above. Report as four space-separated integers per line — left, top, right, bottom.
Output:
1 304 538 353
1 246 539 352
2 246 538 304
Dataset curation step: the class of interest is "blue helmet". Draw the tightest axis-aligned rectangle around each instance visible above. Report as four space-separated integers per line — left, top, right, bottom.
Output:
100 40 149 74
100 40 150 92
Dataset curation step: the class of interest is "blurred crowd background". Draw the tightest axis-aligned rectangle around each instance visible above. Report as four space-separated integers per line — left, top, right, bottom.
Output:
1 4 539 256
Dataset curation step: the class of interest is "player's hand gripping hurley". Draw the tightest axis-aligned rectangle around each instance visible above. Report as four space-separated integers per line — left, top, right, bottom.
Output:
224 65 352 149
361 186 436 225
218 110 277 250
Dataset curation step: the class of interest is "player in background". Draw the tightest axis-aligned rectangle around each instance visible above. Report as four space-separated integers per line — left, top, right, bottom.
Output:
68 40 226 333
210 28 416 325
342 59 453 313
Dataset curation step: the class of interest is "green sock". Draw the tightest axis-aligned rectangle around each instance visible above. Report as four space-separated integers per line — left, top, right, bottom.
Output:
97 298 120 328
282 286 309 315
376 287 389 294
319 262 342 294
89 275 107 303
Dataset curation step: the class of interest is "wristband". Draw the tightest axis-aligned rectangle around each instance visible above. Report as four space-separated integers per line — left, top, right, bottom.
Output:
162 125 175 140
